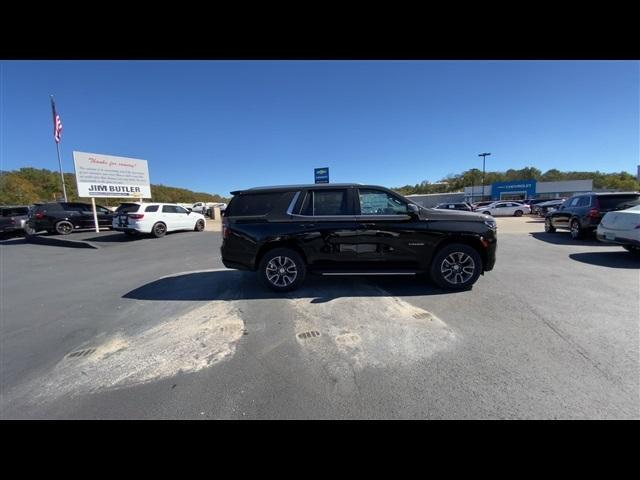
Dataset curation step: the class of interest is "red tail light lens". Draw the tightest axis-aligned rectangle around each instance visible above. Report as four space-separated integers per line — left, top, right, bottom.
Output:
35 212 44 219
587 208 600 218
129 214 144 220
222 225 230 239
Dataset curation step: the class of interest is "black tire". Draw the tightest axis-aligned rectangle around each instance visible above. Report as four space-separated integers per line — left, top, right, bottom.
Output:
514 210 523 217
623 245 640 256
258 247 306 292
544 218 556 233
151 222 167 238
429 243 482 290
55 220 74 235
570 219 583 239
194 219 205 232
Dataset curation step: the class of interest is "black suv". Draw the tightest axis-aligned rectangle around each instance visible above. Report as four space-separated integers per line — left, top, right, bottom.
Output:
28 202 114 235
545 192 640 239
221 184 497 291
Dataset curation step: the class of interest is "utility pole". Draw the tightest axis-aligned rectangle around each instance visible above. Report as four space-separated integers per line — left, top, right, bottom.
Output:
478 152 491 200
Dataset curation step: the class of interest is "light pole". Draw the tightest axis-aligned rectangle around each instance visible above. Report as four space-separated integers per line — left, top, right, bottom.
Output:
478 152 491 200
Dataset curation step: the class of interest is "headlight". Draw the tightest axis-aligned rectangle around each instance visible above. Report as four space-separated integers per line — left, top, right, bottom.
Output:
484 219 497 230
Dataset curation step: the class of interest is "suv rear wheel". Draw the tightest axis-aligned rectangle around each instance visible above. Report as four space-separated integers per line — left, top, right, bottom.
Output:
152 222 167 238
429 243 482 290
259 248 306 292
55 220 74 235
194 219 205 232
570 219 583 239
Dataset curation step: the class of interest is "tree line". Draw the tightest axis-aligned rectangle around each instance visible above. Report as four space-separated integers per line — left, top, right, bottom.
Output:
392 167 640 196
0 168 231 206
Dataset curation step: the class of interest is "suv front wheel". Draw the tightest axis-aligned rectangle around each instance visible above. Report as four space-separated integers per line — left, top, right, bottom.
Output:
430 243 482 290
259 248 306 292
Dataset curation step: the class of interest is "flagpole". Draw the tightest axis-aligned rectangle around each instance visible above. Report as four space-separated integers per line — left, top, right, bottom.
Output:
55 140 68 202
51 95 68 202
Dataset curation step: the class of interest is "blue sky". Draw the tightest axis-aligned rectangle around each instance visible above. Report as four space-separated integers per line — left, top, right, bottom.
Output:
1 61 638 196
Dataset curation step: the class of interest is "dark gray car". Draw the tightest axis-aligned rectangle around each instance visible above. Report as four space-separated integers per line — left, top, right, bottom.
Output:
0 206 30 236
545 192 640 239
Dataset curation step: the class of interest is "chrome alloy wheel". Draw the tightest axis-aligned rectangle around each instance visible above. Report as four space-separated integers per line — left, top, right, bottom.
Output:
441 251 476 285
265 256 298 287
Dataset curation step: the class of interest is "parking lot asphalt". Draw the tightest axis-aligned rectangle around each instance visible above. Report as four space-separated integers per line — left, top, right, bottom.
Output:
1 218 638 419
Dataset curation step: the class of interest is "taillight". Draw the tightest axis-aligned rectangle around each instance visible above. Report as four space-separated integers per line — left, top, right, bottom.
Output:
129 214 144 220
587 208 600 219
222 224 230 239
35 212 44 219
10 218 16 225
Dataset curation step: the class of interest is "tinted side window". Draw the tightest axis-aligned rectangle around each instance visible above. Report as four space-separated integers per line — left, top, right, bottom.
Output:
175 206 189 214
567 198 580 207
162 205 178 213
145 205 159 212
226 193 284 217
299 189 349 216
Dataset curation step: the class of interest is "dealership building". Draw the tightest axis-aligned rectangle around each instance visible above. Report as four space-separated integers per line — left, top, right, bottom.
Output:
405 179 594 208
464 179 593 202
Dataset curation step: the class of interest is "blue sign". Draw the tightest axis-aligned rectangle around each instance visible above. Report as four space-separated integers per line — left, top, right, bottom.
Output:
491 179 536 200
314 167 329 184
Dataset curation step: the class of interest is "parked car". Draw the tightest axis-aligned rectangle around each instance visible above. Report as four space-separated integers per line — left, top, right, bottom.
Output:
434 202 473 211
545 192 640 239
28 202 114 235
0 206 31 236
476 201 531 217
596 204 640 254
537 199 566 217
526 198 557 215
112 203 206 238
221 183 497 292
471 201 494 211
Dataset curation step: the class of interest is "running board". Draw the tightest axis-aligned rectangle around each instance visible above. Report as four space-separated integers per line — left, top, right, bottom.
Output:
319 272 418 276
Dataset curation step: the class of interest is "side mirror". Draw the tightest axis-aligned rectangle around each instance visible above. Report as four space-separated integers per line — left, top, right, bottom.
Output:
407 204 419 216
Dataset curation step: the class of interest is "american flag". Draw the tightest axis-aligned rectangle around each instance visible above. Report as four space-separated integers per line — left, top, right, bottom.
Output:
50 96 63 143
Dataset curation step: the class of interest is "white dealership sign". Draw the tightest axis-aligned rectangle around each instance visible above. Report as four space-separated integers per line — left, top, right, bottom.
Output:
73 151 151 198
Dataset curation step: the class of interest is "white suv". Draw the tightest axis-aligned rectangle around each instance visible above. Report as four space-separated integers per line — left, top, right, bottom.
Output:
113 203 206 238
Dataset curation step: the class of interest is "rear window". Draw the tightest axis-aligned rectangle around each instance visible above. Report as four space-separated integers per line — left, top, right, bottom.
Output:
226 192 285 217
116 204 141 213
598 194 640 210
1 207 29 216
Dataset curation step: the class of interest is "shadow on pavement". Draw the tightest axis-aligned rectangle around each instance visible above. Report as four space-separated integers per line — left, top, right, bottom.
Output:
0 236 28 246
123 270 458 302
529 231 605 247
83 233 147 243
569 251 639 269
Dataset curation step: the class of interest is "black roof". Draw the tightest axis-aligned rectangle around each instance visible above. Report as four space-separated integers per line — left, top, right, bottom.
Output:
231 183 373 195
